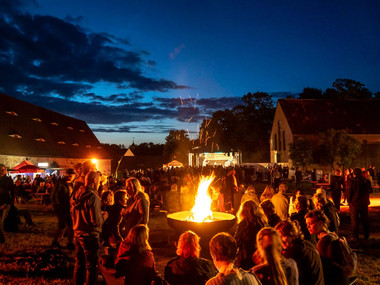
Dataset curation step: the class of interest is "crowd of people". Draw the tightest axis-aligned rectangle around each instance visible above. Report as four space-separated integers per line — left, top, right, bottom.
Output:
0 161 376 284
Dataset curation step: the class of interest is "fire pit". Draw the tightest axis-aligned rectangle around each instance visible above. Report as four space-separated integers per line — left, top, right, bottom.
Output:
167 173 236 237
167 211 236 237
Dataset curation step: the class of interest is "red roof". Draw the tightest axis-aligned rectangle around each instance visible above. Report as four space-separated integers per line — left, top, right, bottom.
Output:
279 99 380 135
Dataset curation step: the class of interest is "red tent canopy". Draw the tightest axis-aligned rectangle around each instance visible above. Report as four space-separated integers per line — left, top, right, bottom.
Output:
13 160 34 170
15 165 44 173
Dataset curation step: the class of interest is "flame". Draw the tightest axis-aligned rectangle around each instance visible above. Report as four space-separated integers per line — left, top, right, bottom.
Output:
190 173 215 222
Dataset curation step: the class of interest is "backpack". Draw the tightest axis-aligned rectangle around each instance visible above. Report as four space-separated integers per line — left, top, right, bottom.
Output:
332 235 358 276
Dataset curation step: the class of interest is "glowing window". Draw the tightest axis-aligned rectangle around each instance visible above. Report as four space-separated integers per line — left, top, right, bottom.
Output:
72 143 79 146
6 111 18 116
80 129 85 133
86 145 91 148
51 122 59 126
32 118 42 122
58 141 66 145
67 127 73 130
35 138 46 142
9 133 22 139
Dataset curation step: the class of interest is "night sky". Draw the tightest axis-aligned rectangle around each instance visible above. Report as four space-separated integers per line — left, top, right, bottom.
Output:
1 0 380 146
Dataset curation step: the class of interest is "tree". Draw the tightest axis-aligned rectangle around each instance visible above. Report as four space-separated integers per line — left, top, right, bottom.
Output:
298 87 323 99
324 79 372 99
163 129 191 164
320 129 361 170
289 138 313 170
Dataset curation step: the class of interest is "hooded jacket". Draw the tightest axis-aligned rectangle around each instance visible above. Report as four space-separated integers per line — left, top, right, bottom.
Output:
70 186 103 237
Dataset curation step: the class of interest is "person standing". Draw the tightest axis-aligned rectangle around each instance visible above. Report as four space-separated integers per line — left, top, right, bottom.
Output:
225 168 238 212
71 171 105 284
0 164 14 245
271 183 289 220
51 168 75 249
295 167 302 189
347 168 372 241
330 169 345 211
122 177 150 238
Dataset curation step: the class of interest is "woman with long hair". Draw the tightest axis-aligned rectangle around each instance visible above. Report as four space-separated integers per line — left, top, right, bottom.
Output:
165 231 217 285
115 224 162 284
251 227 299 285
260 185 275 202
234 200 268 270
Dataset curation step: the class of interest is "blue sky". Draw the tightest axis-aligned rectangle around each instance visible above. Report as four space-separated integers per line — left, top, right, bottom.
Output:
1 0 379 146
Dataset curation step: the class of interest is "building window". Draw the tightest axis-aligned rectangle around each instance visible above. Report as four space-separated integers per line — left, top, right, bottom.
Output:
9 133 22 139
86 145 91 148
274 134 277 150
35 138 46 142
80 129 85 133
278 121 282 151
283 131 286 150
32 118 42 122
67 126 73 130
72 143 79 146
58 141 66 144
6 111 18 116
51 122 59 126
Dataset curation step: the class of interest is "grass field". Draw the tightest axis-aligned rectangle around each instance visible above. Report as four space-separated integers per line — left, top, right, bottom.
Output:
0 182 380 284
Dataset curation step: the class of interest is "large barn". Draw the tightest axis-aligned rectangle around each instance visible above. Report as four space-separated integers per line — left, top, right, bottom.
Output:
0 92 111 175
270 99 380 169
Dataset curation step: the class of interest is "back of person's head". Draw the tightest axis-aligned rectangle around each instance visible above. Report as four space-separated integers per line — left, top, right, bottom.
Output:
124 224 152 254
246 185 256 193
82 160 93 176
209 232 237 263
354 168 362 177
263 185 275 196
126 177 142 193
101 190 114 206
295 195 309 211
176 230 201 258
86 171 100 190
275 220 304 240
260 199 276 216
256 227 287 285
312 192 326 209
278 183 287 193
237 199 267 226
114 190 127 204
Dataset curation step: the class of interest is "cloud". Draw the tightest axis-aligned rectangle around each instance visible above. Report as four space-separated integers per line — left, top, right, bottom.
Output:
170 44 185 60
0 3 190 101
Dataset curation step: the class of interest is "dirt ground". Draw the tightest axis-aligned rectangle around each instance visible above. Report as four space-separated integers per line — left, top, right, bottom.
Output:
0 184 380 284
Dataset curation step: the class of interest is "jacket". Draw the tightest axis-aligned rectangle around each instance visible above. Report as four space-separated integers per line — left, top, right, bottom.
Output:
70 186 103 237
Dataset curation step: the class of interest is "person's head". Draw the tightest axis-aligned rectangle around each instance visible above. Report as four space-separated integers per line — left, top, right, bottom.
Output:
125 177 142 197
209 232 237 265
237 199 268 226
295 195 308 212
278 183 287 194
101 190 114 206
0 164 7 176
275 220 304 249
85 171 100 190
124 224 151 254
83 160 94 176
246 185 256 194
114 190 127 206
260 199 276 217
65 168 75 182
256 227 287 285
176 231 201 259
312 192 326 210
305 210 330 235
73 163 83 176
263 185 275 196
353 168 362 178
315 188 327 198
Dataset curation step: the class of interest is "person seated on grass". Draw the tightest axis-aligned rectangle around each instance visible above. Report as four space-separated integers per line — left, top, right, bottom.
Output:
165 230 217 285
251 227 299 285
114 224 164 284
206 232 261 285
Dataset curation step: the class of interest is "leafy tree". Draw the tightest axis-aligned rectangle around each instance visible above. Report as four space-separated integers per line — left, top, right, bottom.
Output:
289 138 313 170
324 79 372 99
163 129 191 164
320 129 361 170
298 87 323 99
130 142 164 156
